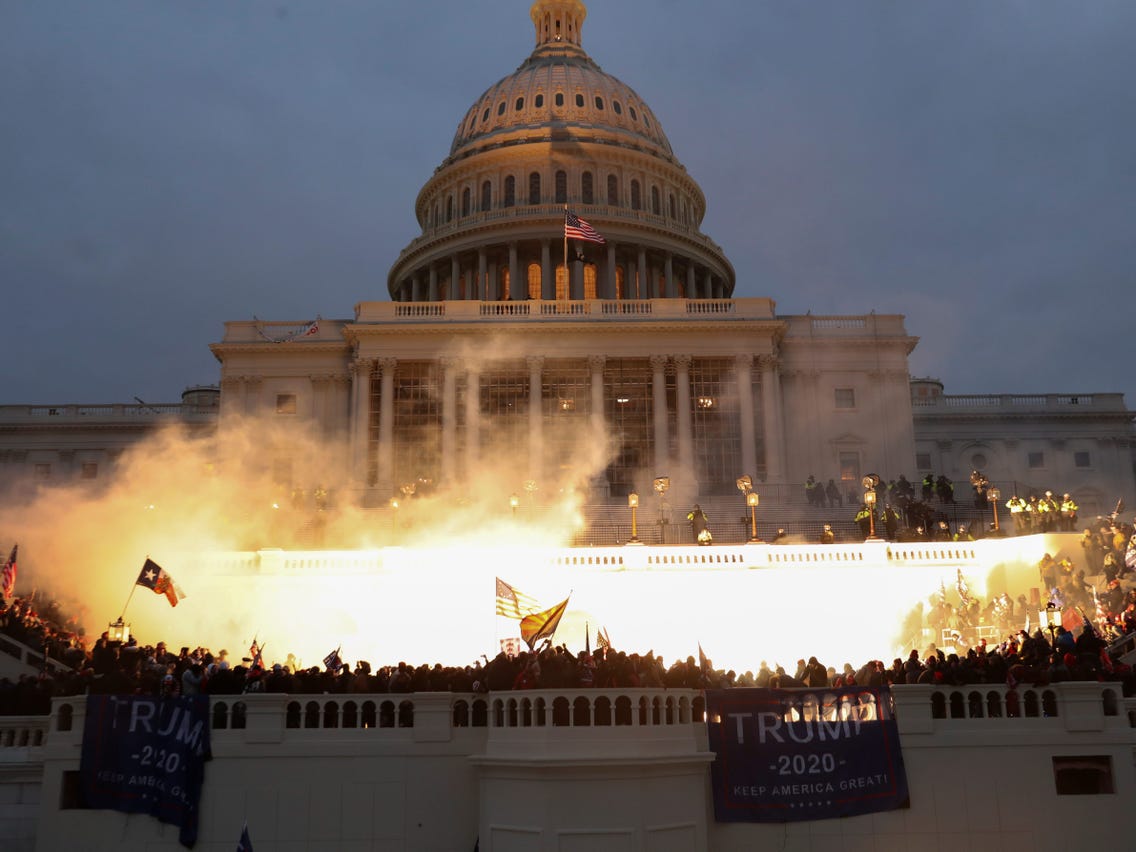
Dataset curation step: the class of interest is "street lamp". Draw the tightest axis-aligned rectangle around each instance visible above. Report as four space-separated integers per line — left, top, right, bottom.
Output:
746 490 762 542
510 493 520 516
627 492 641 544
1042 601 1062 647
653 476 671 531
862 474 881 540
988 486 1001 534
107 617 130 645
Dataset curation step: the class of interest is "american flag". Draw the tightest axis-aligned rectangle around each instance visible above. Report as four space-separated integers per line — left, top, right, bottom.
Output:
1 545 15 600
564 210 606 244
495 577 540 619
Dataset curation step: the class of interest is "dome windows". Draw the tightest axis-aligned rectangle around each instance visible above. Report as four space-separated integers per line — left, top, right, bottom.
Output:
482 108 490 123
629 106 638 121
555 93 564 107
613 101 622 115
630 180 641 211
497 101 506 116
515 97 524 111
555 170 568 205
607 175 619 205
594 96 604 110
528 172 541 205
651 186 660 215
575 93 584 108
462 187 471 217
504 175 516 208
481 181 492 211
535 94 544 108
582 172 594 205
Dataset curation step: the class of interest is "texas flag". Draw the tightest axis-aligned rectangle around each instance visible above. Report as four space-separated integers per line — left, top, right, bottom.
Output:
135 558 185 607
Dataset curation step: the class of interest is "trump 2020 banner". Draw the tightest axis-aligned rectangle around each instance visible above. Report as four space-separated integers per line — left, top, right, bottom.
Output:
80 694 211 847
705 686 909 822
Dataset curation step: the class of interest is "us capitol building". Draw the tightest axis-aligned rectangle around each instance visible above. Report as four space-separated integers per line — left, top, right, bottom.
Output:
3 4 1136 851
1 2 1132 521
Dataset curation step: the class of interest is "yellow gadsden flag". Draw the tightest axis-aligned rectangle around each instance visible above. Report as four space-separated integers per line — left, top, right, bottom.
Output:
520 596 570 650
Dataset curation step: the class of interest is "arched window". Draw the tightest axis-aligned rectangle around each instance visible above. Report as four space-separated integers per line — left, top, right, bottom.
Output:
555 263 568 300
535 94 544 108
501 267 511 300
446 195 453 223
515 96 524 111
615 266 626 299
651 186 660 215
482 107 490 123
504 175 515 208
575 93 584 107
613 100 622 115
584 264 597 300
461 188 471 217
555 92 564 107
669 193 676 219
631 180 641 211
528 172 541 205
581 171 593 204
497 101 506 116
527 262 542 299
555 170 567 204
607 175 618 205
594 96 604 110
481 180 491 211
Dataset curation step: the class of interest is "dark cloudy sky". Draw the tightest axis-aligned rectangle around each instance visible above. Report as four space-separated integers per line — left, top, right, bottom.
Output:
2 0 1133 406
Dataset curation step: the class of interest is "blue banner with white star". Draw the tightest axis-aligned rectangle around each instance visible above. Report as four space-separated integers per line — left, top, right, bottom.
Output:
79 695 211 847
705 687 909 822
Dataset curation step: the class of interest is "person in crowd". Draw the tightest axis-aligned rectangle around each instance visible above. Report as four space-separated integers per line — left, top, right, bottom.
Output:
686 504 712 545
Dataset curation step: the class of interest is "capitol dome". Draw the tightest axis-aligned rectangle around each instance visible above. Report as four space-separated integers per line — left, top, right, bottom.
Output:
387 0 734 304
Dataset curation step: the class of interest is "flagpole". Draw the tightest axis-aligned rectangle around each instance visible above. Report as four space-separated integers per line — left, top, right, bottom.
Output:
562 205 568 298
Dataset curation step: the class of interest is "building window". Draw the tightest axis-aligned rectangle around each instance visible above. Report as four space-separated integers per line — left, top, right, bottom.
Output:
480 180 491 211
461 188 471 217
669 193 676 219
916 453 931 470
629 106 638 121
535 94 544 108
276 394 297 415
34 463 51 480
1053 756 1114 795
497 101 506 116
527 262 542 299
446 196 453 222
594 95 604 110
581 171 594 204
839 452 860 483
482 108 489 122
528 172 541 205
613 100 622 115
555 170 567 204
1028 452 1045 469
555 92 564 107
631 180 641 211
607 174 619 205
575 93 584 107
1074 451 1091 468
515 96 524 111
834 388 856 409
651 186 660 215
504 175 515 208
80 463 98 480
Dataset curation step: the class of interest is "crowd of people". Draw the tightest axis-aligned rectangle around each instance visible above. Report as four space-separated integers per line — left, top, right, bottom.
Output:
3 524 1136 716
804 471 1129 546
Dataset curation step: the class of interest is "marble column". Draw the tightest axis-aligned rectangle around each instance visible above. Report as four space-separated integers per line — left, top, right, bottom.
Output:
650 355 670 471
508 242 520 300
735 354 757 480
664 252 674 298
377 358 397 493
428 265 438 301
588 355 606 444
606 242 617 300
673 355 695 489
759 355 786 483
350 358 373 484
541 240 553 300
527 356 545 481
477 249 487 301
638 247 647 299
465 365 481 470
441 357 458 478
449 256 461 301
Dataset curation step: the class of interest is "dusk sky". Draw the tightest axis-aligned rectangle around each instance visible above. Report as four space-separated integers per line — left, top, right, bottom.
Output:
2 0 1133 406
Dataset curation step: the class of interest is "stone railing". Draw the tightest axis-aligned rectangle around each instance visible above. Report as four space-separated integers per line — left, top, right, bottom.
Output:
911 393 1128 413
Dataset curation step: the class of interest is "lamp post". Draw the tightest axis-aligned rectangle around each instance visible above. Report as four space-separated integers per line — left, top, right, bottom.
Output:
627 492 641 544
510 493 520 517
107 617 130 645
988 486 1001 534
1043 601 1061 647
653 476 670 539
862 474 881 540
746 490 762 542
